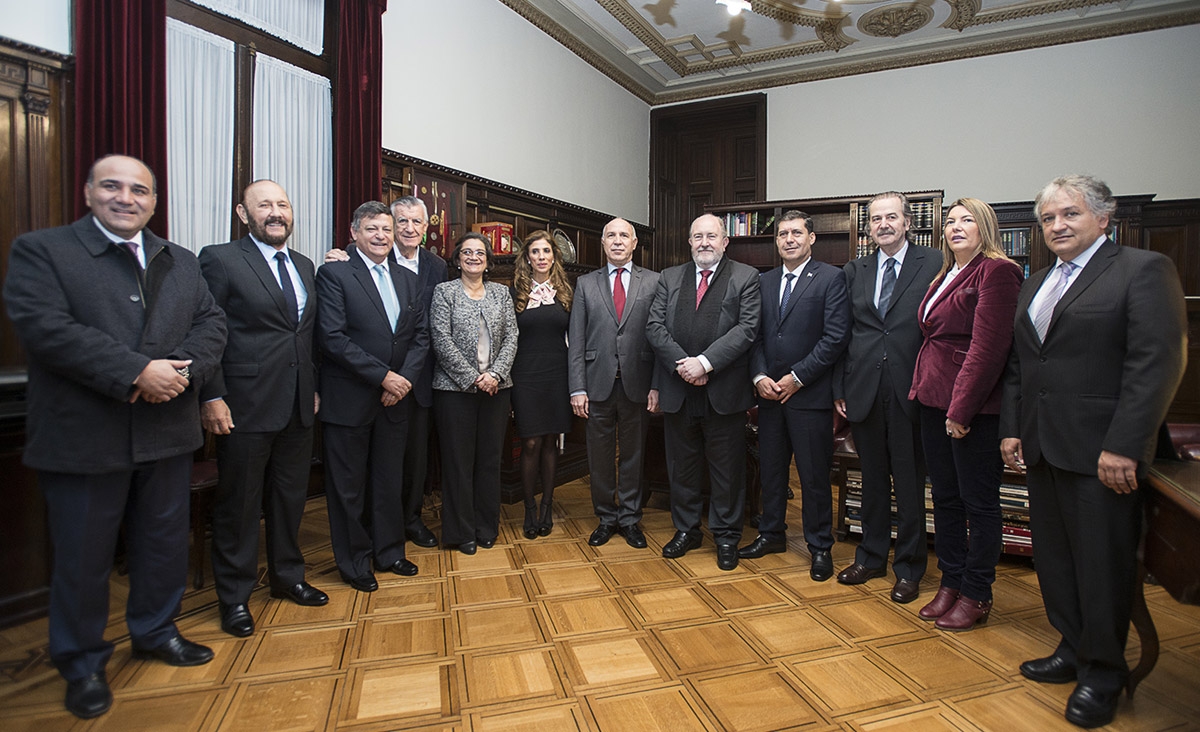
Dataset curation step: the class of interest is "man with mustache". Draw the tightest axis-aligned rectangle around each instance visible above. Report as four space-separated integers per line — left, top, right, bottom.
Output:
647 213 761 571
199 180 329 638
833 192 940 604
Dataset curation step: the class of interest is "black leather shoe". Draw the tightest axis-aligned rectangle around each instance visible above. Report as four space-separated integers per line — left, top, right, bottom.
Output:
1065 683 1120 728
717 544 738 571
219 603 254 637
891 578 921 604
65 672 111 719
378 559 419 577
738 535 786 559
837 563 887 585
458 541 477 555
662 531 702 558
589 524 617 546
341 573 378 592
270 581 329 606
132 635 214 667
477 537 496 549
810 550 833 582
621 524 648 549
1020 654 1077 684
407 524 438 548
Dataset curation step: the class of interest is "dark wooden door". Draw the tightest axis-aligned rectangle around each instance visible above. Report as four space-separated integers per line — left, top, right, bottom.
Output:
650 95 766 270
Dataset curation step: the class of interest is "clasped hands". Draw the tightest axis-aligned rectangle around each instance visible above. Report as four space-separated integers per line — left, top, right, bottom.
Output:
381 371 413 406
131 359 191 404
474 371 499 396
675 356 708 386
755 374 800 403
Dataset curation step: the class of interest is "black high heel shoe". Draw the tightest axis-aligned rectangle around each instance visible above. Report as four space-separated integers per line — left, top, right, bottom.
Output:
523 500 538 539
537 499 553 537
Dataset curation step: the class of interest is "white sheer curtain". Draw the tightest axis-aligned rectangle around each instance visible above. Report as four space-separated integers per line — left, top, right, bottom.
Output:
166 19 236 254
191 0 324 54
253 53 333 264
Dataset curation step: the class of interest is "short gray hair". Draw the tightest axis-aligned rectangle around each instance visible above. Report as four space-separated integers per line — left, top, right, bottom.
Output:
1034 174 1117 222
390 195 428 219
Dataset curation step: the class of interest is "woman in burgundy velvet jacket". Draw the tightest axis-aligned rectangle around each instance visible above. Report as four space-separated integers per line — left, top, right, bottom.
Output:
909 197 1023 631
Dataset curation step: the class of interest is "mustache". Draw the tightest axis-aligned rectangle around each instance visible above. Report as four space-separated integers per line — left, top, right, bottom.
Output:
264 216 288 227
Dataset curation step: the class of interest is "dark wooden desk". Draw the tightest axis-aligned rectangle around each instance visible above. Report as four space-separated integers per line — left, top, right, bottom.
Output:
1128 460 1200 694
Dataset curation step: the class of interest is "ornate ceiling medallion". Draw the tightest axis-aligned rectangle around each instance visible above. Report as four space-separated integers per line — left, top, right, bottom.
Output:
858 3 935 38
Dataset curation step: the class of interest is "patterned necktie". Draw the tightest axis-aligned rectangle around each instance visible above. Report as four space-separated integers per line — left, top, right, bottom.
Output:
275 251 299 327
1033 261 1076 342
373 264 400 330
613 267 626 320
877 257 897 315
780 272 796 318
696 269 711 310
122 241 141 269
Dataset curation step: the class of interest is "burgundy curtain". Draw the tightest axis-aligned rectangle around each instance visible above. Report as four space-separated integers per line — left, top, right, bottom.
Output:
334 0 387 248
73 0 170 238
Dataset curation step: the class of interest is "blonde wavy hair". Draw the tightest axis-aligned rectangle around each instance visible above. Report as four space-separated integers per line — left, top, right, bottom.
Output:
513 230 573 313
937 198 1016 279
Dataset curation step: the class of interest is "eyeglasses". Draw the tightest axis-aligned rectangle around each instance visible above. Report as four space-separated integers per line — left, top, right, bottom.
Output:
460 249 488 259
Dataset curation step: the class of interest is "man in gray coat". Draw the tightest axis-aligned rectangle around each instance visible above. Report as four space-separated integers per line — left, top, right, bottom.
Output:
3 155 227 719
568 218 659 548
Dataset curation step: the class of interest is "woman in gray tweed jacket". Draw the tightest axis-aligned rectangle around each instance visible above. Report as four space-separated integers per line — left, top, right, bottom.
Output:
430 233 519 554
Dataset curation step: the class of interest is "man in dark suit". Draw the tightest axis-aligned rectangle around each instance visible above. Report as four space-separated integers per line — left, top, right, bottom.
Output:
833 192 940 604
740 210 851 581
325 197 448 548
3 155 226 718
568 218 660 549
647 213 761 571
198 180 328 639
1001 175 1186 729
389 196 448 548
316 201 429 592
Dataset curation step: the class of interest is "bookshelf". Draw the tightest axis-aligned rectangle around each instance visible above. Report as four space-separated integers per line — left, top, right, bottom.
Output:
707 190 944 271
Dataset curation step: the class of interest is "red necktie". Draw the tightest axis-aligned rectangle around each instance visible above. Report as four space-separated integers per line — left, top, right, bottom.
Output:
696 269 711 309
613 267 626 320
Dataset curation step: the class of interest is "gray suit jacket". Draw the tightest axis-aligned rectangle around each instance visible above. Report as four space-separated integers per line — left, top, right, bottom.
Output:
567 263 659 403
199 236 318 431
4 215 227 472
429 280 519 392
1000 240 1187 474
646 257 761 415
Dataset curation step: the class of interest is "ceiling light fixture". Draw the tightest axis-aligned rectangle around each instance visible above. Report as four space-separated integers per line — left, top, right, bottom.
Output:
716 0 752 16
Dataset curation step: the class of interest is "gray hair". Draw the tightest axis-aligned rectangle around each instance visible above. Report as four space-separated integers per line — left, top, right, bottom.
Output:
867 191 913 226
390 195 428 219
351 201 392 231
1034 174 1117 222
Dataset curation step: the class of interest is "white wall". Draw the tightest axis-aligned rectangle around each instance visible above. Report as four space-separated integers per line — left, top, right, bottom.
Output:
381 0 650 223
767 25 1200 205
0 0 71 55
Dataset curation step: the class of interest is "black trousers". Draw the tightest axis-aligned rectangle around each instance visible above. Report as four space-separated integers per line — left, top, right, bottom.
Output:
322 404 410 579
433 389 511 546
403 403 433 532
586 380 648 528
211 408 312 605
41 453 192 681
757 402 834 552
849 370 927 581
919 406 1002 602
664 406 746 546
1028 460 1142 694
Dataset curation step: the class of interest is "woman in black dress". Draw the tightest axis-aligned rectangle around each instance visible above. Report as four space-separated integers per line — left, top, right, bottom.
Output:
511 231 573 539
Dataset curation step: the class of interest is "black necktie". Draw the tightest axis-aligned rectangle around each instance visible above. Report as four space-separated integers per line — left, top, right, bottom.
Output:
275 251 299 328
878 257 897 316
780 272 796 318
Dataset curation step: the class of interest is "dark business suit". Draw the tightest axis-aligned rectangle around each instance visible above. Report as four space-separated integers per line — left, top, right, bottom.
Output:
316 252 429 579
568 263 660 528
752 260 850 551
834 243 940 581
400 247 448 535
646 258 761 545
199 237 318 605
3 215 226 681
1000 240 1185 693
910 255 1022 602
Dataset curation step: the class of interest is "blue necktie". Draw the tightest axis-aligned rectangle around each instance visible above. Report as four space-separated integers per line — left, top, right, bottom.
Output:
779 272 796 318
373 264 400 330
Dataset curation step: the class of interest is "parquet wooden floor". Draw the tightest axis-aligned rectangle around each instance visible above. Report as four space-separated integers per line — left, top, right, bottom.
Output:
3 477 1199 731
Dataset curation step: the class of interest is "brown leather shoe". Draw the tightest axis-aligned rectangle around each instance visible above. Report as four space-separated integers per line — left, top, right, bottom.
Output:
935 596 992 631
891 578 921 604
836 563 887 585
918 586 960 620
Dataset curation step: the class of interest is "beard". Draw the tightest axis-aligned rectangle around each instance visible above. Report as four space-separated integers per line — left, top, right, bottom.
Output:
251 216 293 247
